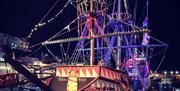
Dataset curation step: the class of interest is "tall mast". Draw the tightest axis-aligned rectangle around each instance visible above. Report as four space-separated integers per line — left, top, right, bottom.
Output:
90 0 94 65
117 0 122 20
117 0 122 69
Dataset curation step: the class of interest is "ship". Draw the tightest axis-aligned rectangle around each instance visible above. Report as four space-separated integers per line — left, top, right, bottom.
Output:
0 0 168 91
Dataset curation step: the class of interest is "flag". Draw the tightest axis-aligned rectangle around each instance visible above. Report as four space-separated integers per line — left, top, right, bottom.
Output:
143 17 148 27
142 33 149 45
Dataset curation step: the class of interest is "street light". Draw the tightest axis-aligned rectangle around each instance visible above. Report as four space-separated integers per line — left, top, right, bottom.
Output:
175 71 179 74
164 71 167 75
170 71 173 74
170 71 174 76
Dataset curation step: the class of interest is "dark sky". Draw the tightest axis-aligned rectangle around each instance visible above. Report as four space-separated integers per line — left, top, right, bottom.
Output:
0 0 180 71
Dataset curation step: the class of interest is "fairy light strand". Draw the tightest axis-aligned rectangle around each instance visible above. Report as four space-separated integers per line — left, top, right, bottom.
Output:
29 16 79 48
26 1 70 39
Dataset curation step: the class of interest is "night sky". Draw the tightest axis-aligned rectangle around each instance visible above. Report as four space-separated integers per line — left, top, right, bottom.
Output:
0 0 180 71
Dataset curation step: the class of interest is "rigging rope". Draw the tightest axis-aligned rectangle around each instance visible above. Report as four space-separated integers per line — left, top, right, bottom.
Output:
146 0 149 29
112 0 117 14
137 5 147 26
29 17 79 48
39 0 60 24
148 47 166 65
66 42 71 55
28 45 43 56
60 44 65 63
68 42 80 64
44 45 60 62
26 0 70 39
155 47 167 72
133 0 138 25
68 40 90 65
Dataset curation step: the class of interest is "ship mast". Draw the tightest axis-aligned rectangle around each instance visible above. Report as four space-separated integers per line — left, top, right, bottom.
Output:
90 0 94 65
117 0 122 69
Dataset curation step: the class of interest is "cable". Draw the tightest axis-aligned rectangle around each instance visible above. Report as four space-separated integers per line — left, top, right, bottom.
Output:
43 17 78 41
26 0 70 39
40 0 60 23
68 40 83 64
133 0 138 25
28 45 43 56
49 21 86 39
26 0 60 39
146 0 149 29
155 47 167 72
66 42 71 55
151 36 168 46
44 45 60 62
29 17 79 48
60 44 64 63
60 43 66 63
112 0 117 14
148 47 167 59
137 4 147 26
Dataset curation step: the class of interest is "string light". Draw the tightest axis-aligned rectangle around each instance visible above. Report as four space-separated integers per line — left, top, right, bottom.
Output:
42 30 149 45
26 1 70 39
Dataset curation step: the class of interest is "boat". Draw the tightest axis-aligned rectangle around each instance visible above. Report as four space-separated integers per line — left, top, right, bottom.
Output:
0 0 168 91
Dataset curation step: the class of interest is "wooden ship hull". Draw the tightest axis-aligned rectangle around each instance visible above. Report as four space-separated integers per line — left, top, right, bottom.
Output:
46 66 130 91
